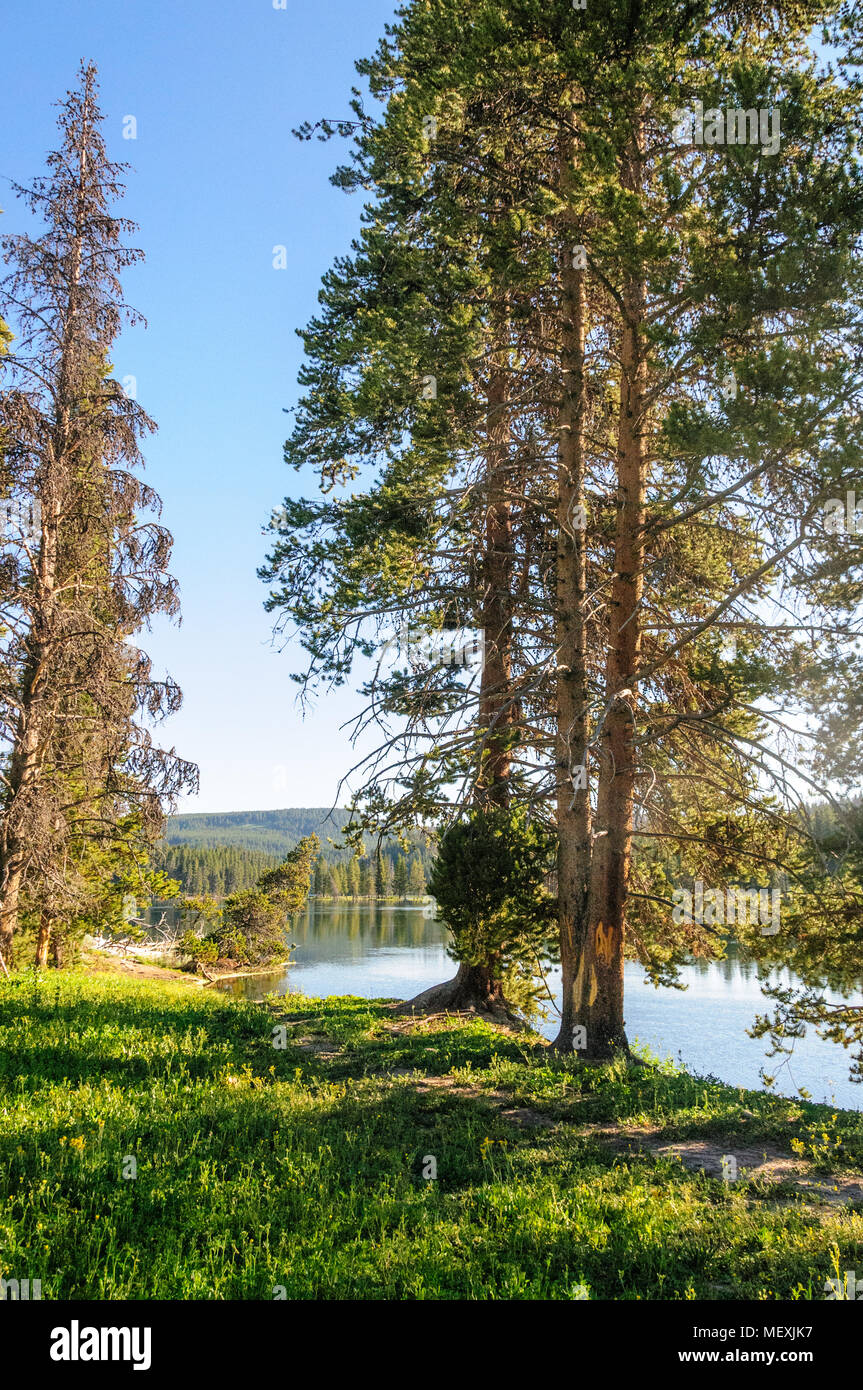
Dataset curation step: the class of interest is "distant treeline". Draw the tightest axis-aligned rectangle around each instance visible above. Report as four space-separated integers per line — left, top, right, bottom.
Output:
153 844 427 900
163 809 346 857
314 848 427 900
154 844 283 897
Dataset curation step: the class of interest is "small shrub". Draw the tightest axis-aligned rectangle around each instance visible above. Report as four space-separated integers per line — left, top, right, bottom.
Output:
179 932 219 966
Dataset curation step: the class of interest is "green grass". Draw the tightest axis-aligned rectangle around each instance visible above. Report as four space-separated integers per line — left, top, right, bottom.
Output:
1 967 862 1299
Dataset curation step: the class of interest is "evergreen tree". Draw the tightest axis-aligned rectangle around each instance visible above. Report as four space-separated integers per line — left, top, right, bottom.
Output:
267 0 863 1050
359 857 375 897
347 856 361 899
0 63 196 966
408 855 426 896
393 854 409 899
408 806 555 1018
182 836 318 968
379 852 394 898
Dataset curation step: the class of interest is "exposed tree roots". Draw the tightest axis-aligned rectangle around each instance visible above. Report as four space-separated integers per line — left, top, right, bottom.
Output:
397 961 525 1027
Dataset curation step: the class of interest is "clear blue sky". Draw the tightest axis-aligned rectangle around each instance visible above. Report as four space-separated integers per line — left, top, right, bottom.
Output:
1 0 400 813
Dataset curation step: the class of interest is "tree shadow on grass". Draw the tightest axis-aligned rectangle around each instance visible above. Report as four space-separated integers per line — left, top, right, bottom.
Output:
0 1055 851 1300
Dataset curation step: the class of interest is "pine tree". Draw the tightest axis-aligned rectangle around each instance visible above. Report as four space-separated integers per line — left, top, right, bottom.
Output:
347 856 361 899
379 852 394 898
407 855 425 896
392 854 409 899
267 0 863 1050
0 63 197 966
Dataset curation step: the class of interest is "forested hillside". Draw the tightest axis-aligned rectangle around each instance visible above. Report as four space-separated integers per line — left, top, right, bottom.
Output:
157 809 431 898
164 808 353 856
153 844 283 897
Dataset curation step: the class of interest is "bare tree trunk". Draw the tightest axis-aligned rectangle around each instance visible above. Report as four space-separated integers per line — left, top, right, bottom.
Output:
575 125 647 1059
553 186 593 1051
477 330 514 808
0 508 58 961
35 910 51 968
0 867 23 967
0 699 49 967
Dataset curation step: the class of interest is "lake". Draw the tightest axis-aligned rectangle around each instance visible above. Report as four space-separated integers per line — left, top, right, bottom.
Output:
218 900 863 1111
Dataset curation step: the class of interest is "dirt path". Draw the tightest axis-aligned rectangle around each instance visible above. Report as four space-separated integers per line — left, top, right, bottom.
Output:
584 1124 863 1205
81 951 198 986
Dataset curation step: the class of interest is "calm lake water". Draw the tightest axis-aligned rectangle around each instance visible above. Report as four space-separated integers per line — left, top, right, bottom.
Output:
219 901 863 1111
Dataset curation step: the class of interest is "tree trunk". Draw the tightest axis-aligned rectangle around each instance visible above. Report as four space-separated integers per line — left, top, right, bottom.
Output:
0 695 47 970
575 124 647 1059
477 313 514 807
35 911 51 969
552 177 593 1051
0 866 23 969
397 958 517 1020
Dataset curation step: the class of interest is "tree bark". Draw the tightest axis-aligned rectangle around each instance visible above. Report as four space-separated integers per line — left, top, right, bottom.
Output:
397 958 516 1020
575 123 647 1059
0 687 50 968
552 164 593 1051
477 313 514 807
35 911 51 969
0 867 23 968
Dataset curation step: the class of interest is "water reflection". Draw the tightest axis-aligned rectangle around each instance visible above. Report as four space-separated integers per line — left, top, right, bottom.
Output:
215 901 862 1110
290 899 449 953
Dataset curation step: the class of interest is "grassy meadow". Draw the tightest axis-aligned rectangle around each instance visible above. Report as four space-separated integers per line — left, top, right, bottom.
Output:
1 963 862 1300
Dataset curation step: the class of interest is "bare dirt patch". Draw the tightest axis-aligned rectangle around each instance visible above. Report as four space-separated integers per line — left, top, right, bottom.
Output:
499 1107 557 1130
291 1035 343 1057
584 1123 863 1205
81 951 197 986
397 1074 554 1129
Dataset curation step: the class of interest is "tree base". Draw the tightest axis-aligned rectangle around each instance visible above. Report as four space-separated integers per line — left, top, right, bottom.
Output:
548 1024 633 1061
397 961 522 1026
